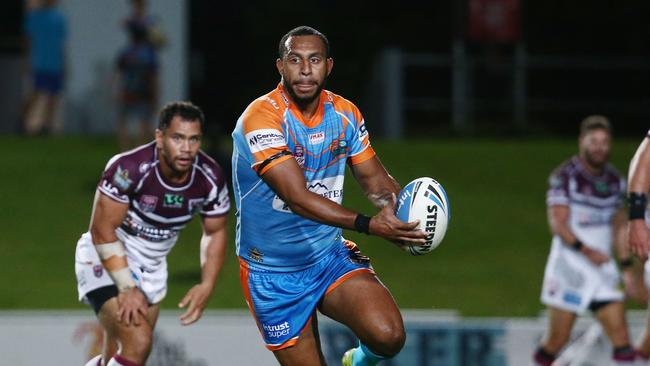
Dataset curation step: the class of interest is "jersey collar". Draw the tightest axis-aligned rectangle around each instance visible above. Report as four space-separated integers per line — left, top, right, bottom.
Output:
277 83 329 129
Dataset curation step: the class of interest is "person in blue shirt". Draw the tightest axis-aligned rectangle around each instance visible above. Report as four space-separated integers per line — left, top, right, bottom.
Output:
23 0 67 135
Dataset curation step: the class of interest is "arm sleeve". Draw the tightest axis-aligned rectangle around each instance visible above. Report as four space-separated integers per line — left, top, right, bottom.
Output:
546 167 570 207
200 163 231 217
97 156 138 203
242 101 293 175
345 103 375 165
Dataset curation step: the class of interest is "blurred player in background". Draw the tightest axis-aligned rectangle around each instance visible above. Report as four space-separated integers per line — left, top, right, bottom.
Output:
231 26 427 366
114 0 163 150
23 0 67 135
626 129 650 361
75 101 229 366
533 116 638 365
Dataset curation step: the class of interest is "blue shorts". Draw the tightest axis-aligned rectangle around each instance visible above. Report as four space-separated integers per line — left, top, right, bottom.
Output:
33 71 63 94
239 240 374 350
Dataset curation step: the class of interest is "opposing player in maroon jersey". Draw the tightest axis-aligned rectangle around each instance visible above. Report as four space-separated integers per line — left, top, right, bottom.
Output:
533 116 638 366
75 101 230 366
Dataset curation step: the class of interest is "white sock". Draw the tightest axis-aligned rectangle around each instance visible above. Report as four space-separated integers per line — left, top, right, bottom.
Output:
106 354 141 366
106 358 123 366
83 354 102 366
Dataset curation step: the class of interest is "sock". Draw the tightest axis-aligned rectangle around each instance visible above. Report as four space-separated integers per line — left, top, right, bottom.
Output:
533 347 556 366
83 354 102 366
612 345 636 364
350 343 389 366
106 354 141 366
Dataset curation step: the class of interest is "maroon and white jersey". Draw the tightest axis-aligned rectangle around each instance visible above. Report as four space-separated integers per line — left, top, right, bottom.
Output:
96 141 230 271
546 156 625 254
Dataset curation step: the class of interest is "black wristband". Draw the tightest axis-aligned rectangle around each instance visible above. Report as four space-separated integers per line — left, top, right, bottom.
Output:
628 192 647 220
354 214 371 234
571 240 584 251
619 258 634 269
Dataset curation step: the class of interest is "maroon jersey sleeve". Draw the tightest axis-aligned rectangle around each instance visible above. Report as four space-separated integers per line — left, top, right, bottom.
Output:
196 152 230 217
97 153 142 203
546 162 571 207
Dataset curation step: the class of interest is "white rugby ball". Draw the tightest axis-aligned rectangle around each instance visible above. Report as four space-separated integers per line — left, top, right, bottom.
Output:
395 177 450 255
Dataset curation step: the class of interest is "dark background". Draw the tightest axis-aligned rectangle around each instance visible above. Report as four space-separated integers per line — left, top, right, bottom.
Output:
3 1 650 137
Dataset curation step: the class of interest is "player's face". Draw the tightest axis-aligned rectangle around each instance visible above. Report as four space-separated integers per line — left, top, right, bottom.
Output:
155 116 202 177
579 128 610 169
276 35 333 108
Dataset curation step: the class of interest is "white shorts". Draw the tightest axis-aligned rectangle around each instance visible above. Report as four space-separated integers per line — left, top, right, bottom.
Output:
541 240 623 314
75 232 168 305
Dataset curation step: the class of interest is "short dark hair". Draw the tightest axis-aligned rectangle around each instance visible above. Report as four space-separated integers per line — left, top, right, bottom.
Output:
278 26 330 59
158 101 205 130
580 115 611 137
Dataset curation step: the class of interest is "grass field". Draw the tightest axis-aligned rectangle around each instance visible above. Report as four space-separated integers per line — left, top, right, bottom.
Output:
0 136 643 316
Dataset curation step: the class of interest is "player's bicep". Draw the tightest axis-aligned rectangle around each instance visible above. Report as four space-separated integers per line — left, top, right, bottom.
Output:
90 191 129 243
201 215 228 236
261 157 309 205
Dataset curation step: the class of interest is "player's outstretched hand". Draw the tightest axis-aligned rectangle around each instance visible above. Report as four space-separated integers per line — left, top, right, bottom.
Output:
581 247 609 266
629 220 650 260
178 282 213 326
116 287 148 326
369 204 427 246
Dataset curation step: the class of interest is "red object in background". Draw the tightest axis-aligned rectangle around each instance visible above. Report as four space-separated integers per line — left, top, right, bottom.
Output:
467 0 520 43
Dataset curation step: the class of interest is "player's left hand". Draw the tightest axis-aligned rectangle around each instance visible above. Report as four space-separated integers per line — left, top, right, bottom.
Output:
370 203 428 246
178 282 213 326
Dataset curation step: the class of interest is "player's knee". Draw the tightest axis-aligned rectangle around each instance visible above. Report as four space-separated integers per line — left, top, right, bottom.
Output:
121 329 154 360
369 323 406 357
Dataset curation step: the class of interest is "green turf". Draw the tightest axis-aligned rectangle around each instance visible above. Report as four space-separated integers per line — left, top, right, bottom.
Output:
0 136 642 316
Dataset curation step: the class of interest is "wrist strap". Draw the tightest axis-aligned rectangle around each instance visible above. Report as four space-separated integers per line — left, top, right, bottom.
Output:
110 267 137 292
628 192 647 220
571 240 584 251
354 214 371 234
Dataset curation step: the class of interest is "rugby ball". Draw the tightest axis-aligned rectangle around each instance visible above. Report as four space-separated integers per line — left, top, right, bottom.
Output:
395 177 450 255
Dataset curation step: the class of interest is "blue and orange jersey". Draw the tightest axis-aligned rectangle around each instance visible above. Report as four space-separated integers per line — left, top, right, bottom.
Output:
232 83 375 271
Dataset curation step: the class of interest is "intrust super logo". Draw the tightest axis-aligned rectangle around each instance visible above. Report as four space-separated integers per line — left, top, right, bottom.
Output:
246 129 285 154
263 321 291 338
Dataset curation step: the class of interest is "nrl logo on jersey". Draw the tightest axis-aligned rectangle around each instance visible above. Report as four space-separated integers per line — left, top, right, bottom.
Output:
163 193 184 208
293 144 305 167
138 195 158 213
112 166 133 191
